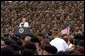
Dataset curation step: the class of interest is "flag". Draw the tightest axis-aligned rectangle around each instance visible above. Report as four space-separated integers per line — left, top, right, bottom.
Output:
61 26 70 35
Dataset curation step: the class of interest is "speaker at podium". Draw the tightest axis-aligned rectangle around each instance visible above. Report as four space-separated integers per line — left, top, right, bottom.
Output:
14 27 30 37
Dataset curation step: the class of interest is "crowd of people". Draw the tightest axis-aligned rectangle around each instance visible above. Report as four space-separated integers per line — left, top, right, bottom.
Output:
1 1 84 55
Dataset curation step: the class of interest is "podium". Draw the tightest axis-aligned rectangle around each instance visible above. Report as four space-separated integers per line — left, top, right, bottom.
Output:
14 27 30 37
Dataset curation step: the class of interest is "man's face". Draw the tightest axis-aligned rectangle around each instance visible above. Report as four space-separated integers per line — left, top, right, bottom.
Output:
22 18 26 22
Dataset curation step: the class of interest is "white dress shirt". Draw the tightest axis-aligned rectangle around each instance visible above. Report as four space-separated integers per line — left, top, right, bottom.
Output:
19 22 29 27
50 37 69 52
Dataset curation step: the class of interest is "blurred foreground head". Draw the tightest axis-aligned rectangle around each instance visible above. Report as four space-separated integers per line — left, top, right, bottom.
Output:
41 44 57 55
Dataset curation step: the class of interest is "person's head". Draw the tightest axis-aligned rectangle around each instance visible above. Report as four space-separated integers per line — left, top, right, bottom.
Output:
10 43 20 51
31 36 40 46
20 36 25 43
76 40 84 54
71 51 82 55
16 39 22 46
42 44 58 55
30 35 40 48
4 39 14 45
52 28 60 38
38 34 45 41
20 36 32 45
24 36 31 43
1 46 15 55
22 18 26 23
24 42 37 54
56 51 70 55
21 48 34 55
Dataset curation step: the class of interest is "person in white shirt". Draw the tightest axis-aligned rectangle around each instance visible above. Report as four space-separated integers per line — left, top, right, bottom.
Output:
50 28 69 52
19 18 30 28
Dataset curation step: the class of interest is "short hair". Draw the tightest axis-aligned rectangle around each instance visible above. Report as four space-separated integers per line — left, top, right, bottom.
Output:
31 37 40 45
24 42 36 52
20 36 25 40
21 48 34 55
56 51 70 55
16 40 23 46
38 34 45 39
1 47 15 55
4 39 13 45
71 51 82 55
77 40 84 47
42 44 58 54
74 34 83 40
74 39 84 47
10 44 20 51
